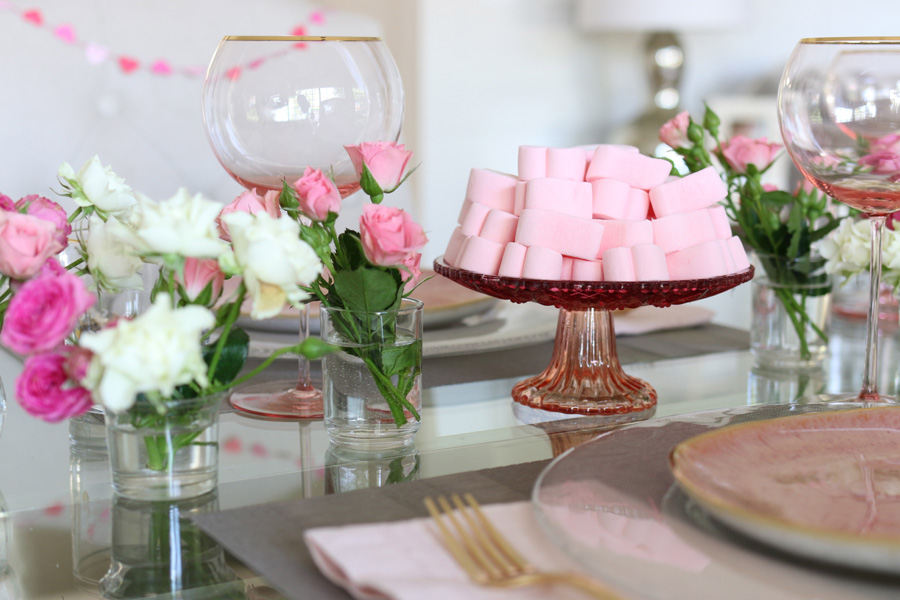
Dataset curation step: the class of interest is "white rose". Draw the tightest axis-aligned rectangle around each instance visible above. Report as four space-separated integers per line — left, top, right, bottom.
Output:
123 188 228 260
222 211 322 319
58 156 137 219
85 215 144 292
818 218 900 288
79 294 215 412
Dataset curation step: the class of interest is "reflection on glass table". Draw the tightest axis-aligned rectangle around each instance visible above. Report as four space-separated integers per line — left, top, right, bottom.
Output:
0 312 897 597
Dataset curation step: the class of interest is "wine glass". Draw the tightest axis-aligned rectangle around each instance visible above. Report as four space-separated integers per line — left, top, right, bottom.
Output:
202 36 404 418
778 37 900 402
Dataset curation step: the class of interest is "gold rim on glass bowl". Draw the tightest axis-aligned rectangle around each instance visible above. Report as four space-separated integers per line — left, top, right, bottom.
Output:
222 35 381 42
800 36 900 44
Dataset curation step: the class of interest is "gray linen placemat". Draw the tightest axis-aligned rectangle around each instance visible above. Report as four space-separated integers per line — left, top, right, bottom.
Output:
194 460 550 599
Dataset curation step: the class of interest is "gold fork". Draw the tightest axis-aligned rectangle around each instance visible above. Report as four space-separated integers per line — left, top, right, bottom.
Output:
424 493 625 599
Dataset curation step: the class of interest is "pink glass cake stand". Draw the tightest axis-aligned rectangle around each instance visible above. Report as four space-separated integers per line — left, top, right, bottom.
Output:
434 257 754 423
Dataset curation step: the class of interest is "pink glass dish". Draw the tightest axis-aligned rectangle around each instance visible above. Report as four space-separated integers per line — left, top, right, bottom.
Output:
434 258 754 420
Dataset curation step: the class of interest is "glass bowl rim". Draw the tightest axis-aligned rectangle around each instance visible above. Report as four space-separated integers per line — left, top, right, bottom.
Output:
799 36 900 44
221 35 382 42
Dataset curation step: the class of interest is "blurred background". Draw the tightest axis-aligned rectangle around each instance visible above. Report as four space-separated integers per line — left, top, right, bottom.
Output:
1 0 896 327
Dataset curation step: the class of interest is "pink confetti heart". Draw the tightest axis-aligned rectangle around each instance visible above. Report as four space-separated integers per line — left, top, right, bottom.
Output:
225 66 241 81
150 59 172 75
248 58 265 69
84 43 109 65
309 10 325 24
291 26 308 49
53 24 75 44
118 56 139 74
22 8 42 25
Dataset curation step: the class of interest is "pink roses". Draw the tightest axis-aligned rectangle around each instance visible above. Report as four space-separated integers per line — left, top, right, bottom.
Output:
16 195 72 247
1 265 95 354
660 111 691 150
860 135 900 177
359 204 428 267
177 257 225 304
0 210 66 280
721 136 782 174
216 188 281 241
293 167 342 221
16 350 93 422
345 142 413 199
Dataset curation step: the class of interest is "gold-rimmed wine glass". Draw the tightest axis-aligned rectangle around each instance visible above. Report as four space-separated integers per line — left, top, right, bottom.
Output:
778 36 900 402
202 36 404 418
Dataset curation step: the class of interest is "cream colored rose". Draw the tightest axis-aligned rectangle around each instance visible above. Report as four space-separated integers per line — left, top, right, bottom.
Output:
85 215 144 292
79 294 215 412
221 211 322 319
58 156 137 219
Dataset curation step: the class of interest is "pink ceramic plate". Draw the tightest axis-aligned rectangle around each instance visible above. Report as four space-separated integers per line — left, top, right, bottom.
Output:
670 407 900 574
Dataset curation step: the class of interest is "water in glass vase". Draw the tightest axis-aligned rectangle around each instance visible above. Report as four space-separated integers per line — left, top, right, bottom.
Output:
322 330 421 451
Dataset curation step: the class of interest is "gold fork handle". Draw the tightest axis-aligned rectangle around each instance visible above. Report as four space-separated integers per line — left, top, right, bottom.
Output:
507 572 625 599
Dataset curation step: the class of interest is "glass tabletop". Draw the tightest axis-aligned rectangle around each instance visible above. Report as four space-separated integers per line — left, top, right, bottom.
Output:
0 312 895 598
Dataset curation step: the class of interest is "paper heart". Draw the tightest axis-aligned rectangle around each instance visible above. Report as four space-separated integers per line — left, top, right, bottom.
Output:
291 25 307 36
53 24 75 44
248 58 265 70
118 56 139 74
225 66 241 81
309 10 325 24
84 43 109 65
150 60 172 75
22 8 42 25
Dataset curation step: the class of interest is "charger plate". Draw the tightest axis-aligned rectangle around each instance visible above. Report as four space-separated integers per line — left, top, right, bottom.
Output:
533 403 900 600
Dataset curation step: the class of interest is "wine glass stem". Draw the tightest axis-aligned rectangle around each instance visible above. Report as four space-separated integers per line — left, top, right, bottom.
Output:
295 303 313 393
861 215 887 400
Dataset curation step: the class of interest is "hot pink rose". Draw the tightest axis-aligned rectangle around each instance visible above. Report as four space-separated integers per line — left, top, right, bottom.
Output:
1 268 95 354
400 252 423 293
345 142 413 193
721 136 782 174
0 210 65 279
659 111 691 149
0 194 14 211
860 151 900 176
15 195 71 248
216 188 281 241
177 257 225 305
16 350 93 422
293 167 342 221
359 204 428 267
870 134 900 154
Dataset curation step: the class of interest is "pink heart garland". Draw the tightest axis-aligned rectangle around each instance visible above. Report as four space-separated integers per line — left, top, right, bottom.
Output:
151 60 172 75
84 43 109 65
118 56 139 74
309 10 325 24
225 66 241 81
22 8 42 25
248 58 265 70
54 24 76 44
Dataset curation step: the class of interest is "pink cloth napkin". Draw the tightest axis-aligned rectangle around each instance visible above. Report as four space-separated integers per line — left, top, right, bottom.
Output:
304 501 614 600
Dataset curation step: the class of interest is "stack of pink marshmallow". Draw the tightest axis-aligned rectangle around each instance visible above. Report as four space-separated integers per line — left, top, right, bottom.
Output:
442 144 750 282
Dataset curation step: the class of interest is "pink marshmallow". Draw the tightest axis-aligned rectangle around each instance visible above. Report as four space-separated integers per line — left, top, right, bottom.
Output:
727 236 750 272
518 146 548 181
601 247 635 281
720 240 737 274
595 219 654 256
515 209 605 261
571 259 604 281
524 178 593 219
456 236 506 276
460 201 491 237
443 226 468 267
547 147 588 182
649 166 727 218
498 242 527 278
652 207 726 255
480 209 519 244
591 179 649 220
586 145 671 190
562 256 575 280
457 197 473 224
522 246 563 280
631 243 669 281
709 204 732 239
666 239 730 280
465 168 517 213
514 181 527 216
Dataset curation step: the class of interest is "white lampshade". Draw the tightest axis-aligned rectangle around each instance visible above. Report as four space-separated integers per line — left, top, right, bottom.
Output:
575 0 748 31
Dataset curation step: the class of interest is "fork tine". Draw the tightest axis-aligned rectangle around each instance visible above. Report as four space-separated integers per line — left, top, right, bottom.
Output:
461 492 532 573
449 494 518 577
436 495 505 581
424 496 485 582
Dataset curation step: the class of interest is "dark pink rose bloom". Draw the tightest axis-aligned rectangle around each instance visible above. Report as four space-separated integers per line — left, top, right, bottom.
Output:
659 111 691 149
0 211 64 279
15 195 71 248
400 252 423 293
293 167 342 221
16 350 93 422
359 204 428 267
1 268 95 354
0 194 14 211
345 142 413 192
721 136 782 174
216 188 280 242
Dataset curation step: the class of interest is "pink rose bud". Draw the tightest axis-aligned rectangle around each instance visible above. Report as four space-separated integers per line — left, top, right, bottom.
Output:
400 252 423 293
0 194 14 211
216 188 281 241
762 183 779 192
177 257 225 304
16 351 93 422
293 167 342 221
359 204 428 267
0 210 65 279
659 111 691 149
721 136 782 174
1 268 95 355
345 142 413 195
15 194 72 248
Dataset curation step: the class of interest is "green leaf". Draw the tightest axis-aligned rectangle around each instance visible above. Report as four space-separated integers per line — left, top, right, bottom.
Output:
332 267 400 314
279 180 299 211
204 328 250 386
336 230 367 271
359 164 384 202
378 339 422 377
